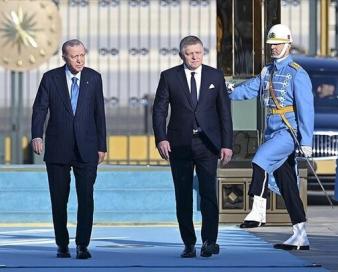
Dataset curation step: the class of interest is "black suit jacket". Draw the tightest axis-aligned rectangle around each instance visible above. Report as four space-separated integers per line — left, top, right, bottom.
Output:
152 64 233 152
31 65 107 163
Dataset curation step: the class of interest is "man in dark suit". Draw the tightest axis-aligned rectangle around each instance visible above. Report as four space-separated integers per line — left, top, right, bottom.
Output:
152 36 233 258
31 39 106 259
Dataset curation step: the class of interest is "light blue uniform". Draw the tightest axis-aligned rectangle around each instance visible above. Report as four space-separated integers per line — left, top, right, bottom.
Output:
229 55 314 174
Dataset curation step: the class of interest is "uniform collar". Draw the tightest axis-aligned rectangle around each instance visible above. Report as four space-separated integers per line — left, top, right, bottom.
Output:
273 55 293 70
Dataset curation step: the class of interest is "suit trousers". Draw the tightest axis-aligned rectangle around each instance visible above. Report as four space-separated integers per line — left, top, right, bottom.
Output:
46 147 97 248
169 134 219 246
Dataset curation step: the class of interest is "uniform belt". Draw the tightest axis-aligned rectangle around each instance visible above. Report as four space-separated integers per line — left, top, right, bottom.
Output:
267 105 294 115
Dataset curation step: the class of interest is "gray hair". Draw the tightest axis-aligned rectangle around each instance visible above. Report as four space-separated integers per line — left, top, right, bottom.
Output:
62 39 87 56
179 36 203 53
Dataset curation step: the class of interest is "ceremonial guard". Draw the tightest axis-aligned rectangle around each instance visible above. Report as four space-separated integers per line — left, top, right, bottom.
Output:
227 24 314 250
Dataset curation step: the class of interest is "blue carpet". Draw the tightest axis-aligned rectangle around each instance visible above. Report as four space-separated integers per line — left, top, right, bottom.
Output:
0 226 328 272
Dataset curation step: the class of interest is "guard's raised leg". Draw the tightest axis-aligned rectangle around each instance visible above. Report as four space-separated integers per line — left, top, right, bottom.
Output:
240 163 268 228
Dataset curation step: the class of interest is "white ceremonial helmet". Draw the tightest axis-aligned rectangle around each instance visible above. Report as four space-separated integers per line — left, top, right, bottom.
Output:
266 24 293 44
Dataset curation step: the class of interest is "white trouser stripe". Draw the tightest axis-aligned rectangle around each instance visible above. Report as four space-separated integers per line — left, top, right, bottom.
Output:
259 171 267 197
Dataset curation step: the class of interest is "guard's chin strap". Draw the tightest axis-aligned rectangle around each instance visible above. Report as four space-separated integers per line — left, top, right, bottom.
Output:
272 43 290 59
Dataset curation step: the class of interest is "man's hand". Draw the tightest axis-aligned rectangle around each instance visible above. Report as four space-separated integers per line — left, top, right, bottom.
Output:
157 140 171 160
98 151 106 164
301 146 312 157
32 138 44 155
220 148 233 166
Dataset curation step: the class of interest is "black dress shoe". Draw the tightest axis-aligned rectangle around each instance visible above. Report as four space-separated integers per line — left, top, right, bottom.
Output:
57 246 71 258
274 243 310 251
180 244 196 258
200 241 220 257
76 246 92 259
239 220 265 229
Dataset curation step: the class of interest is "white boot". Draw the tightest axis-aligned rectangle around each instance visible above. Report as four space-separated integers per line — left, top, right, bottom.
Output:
274 222 310 250
240 195 266 228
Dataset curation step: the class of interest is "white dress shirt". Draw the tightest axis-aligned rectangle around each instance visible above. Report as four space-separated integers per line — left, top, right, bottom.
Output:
184 64 202 100
65 66 81 96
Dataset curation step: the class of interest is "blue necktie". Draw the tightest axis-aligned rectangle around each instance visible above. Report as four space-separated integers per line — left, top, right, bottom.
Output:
71 77 79 115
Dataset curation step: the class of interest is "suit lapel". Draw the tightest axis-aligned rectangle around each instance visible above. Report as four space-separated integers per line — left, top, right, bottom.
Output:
76 68 90 115
176 65 193 109
197 65 209 108
54 66 73 114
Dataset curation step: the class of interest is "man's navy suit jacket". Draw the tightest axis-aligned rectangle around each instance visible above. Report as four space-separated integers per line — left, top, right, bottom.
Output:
31 65 107 164
152 64 233 152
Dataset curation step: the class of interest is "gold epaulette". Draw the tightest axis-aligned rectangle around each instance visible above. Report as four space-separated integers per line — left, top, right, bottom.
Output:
289 62 301 70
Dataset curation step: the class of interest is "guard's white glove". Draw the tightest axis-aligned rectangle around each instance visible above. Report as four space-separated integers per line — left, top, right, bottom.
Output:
301 145 312 157
225 81 234 93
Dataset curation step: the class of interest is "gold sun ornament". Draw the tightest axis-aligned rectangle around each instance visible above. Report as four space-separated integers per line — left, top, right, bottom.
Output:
2 6 39 53
0 0 61 71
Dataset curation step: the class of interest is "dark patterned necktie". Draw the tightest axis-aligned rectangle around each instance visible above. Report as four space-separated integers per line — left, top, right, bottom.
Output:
190 72 198 129
191 72 197 109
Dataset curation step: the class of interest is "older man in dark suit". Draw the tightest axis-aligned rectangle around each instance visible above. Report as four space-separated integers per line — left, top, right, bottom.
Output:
31 39 106 259
153 36 233 258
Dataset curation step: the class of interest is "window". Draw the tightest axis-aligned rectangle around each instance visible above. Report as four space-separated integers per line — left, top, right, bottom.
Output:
217 0 266 77
310 74 338 110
